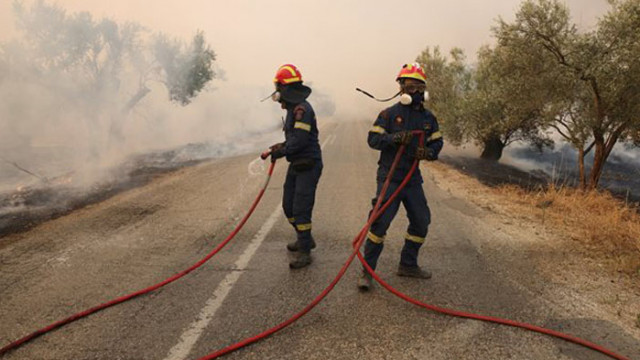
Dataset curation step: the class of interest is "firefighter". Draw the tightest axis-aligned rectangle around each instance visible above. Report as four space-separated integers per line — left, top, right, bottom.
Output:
268 64 323 269
358 63 443 291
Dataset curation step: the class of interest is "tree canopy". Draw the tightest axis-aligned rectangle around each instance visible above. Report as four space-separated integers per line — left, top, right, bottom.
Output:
1 0 218 153
419 0 640 188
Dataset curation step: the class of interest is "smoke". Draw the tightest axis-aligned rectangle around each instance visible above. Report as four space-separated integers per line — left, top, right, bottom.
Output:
500 140 640 200
0 1 292 195
0 0 611 194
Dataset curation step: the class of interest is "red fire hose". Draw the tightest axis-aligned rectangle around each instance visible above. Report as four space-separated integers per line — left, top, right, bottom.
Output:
196 138 417 360
196 132 629 360
0 158 277 357
1 143 630 360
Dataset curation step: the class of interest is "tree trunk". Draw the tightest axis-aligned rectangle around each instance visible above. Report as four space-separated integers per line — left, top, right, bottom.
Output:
480 134 505 161
578 147 586 190
588 139 605 189
121 86 151 115
108 86 151 146
588 131 619 189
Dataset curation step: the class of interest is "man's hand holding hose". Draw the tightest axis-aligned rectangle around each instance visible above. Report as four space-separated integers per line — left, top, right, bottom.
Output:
261 143 286 162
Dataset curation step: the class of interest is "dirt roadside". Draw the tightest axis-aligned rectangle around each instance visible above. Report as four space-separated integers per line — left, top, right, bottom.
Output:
426 160 640 341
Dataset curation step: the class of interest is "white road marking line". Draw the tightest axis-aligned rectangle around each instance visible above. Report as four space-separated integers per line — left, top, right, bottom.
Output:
164 132 333 360
322 134 335 148
163 204 281 360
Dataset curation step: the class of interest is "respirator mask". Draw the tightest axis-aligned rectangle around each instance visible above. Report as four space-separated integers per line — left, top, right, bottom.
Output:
399 82 428 106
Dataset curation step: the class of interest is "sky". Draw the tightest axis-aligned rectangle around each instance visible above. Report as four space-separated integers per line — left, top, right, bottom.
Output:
0 0 611 120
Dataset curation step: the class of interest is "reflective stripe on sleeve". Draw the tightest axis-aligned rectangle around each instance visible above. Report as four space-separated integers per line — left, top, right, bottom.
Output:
294 122 312 132
370 126 386 134
427 131 442 142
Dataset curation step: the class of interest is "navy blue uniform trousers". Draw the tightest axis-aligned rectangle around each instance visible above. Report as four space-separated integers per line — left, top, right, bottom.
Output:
364 180 431 270
282 159 323 252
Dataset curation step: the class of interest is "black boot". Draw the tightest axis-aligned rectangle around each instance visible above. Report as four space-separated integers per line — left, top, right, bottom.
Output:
357 269 373 291
289 251 312 269
397 264 432 279
398 239 431 278
286 237 316 252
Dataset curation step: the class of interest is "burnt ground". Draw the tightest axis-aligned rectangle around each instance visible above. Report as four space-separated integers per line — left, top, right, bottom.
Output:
439 153 640 206
439 154 550 190
0 128 282 240
0 141 243 239
2 141 638 240
0 158 204 239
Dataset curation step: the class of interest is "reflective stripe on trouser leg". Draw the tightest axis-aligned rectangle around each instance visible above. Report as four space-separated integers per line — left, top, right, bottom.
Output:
286 217 297 231
369 181 403 245
400 184 430 267
403 183 431 238
366 231 385 244
282 169 296 229
363 239 384 270
400 239 423 267
292 161 322 252
365 181 404 270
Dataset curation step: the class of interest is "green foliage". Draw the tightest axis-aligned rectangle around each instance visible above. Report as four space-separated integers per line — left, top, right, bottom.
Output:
493 0 640 187
415 46 471 146
10 0 142 99
154 31 216 106
5 0 217 109
421 0 640 182
1 0 219 153
416 44 552 159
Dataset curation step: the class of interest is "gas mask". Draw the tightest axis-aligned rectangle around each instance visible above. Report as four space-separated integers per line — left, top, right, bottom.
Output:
400 82 428 106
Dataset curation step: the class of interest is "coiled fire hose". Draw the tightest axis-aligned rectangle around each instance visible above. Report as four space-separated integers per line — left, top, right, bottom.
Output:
0 155 277 357
196 132 629 360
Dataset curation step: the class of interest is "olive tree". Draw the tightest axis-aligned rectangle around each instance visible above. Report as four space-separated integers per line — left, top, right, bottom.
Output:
494 0 640 188
5 0 217 148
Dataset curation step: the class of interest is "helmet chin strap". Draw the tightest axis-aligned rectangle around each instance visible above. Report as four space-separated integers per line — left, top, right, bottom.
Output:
355 88 401 102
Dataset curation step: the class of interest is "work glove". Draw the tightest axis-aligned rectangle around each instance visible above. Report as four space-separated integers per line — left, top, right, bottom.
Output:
392 131 413 145
415 146 437 161
269 142 286 162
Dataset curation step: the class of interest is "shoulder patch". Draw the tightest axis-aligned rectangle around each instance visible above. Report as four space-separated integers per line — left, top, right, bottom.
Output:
379 110 390 121
293 105 306 121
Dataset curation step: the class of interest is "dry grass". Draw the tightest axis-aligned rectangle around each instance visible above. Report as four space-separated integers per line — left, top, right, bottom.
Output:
497 184 640 274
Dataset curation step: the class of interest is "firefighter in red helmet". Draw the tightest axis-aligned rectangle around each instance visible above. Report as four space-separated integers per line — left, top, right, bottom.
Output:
268 64 323 269
358 63 443 290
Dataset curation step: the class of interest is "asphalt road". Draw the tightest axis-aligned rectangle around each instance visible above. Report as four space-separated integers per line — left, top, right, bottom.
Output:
1 120 638 360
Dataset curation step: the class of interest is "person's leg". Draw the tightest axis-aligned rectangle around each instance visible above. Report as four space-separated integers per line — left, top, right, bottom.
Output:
364 181 403 270
282 164 297 230
358 181 403 290
289 160 323 269
398 184 432 279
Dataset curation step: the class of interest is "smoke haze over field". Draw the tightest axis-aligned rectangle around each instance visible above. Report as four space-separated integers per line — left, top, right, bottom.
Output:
0 0 611 191
0 0 609 118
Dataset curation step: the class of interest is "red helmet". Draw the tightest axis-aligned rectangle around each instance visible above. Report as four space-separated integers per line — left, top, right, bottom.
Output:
273 64 303 85
396 63 427 83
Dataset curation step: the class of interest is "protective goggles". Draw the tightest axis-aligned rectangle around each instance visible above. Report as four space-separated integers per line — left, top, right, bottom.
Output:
402 83 427 93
